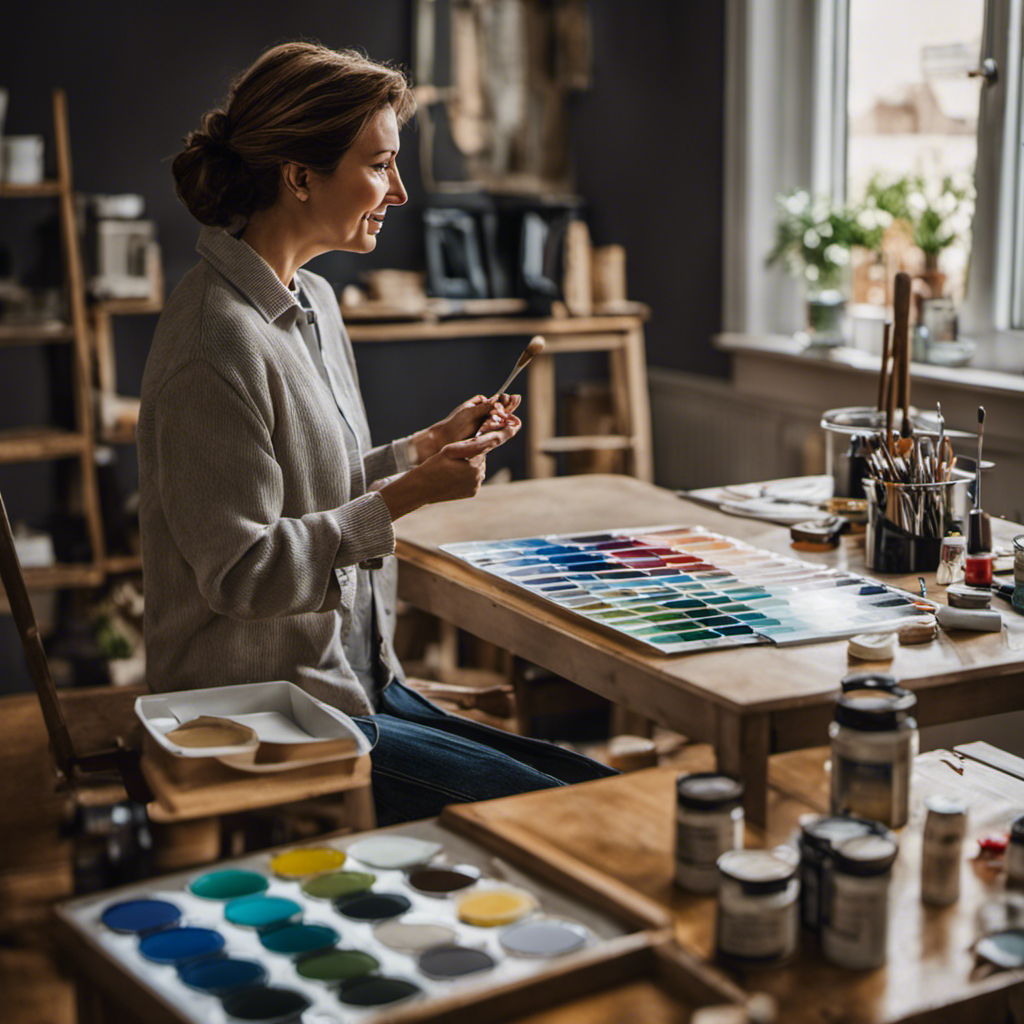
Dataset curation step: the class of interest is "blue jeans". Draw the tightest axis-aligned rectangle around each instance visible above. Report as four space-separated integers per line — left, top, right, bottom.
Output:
351 680 618 826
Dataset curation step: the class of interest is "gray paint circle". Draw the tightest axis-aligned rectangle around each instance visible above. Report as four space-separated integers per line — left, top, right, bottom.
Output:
499 918 590 957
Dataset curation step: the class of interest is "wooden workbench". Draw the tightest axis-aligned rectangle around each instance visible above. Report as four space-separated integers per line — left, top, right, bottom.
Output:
444 747 1024 1023
395 474 1024 824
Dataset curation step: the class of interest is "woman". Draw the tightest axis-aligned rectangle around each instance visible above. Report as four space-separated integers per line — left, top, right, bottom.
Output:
139 41 615 825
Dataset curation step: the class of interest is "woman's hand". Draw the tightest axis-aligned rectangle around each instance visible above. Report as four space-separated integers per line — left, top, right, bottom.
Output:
410 393 522 463
380 414 522 521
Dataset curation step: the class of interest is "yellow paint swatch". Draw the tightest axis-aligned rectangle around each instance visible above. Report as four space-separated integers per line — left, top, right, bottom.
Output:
456 887 537 927
270 847 346 878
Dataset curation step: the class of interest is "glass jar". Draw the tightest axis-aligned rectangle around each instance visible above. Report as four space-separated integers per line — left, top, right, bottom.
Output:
674 773 744 894
715 848 799 969
921 795 967 906
829 672 918 828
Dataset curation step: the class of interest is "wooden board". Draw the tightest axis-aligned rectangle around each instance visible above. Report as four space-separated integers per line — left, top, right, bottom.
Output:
443 748 1024 1024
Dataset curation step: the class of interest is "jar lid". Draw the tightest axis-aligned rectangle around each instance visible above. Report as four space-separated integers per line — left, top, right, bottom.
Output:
925 794 968 817
835 673 917 732
831 833 898 876
798 814 880 853
718 848 797 894
676 772 744 811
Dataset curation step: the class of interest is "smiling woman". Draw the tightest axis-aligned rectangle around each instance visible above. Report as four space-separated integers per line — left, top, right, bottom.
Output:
140 41 615 826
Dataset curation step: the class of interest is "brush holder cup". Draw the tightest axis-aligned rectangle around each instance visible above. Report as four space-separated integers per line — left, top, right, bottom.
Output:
864 478 968 573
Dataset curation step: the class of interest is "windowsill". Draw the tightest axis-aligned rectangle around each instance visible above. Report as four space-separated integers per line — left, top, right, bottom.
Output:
714 332 1024 397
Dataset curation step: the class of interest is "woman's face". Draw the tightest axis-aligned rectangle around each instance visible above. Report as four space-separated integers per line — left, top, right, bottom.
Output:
307 105 407 253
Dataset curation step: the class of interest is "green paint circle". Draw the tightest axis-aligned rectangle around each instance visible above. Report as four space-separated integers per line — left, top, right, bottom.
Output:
301 870 376 900
296 948 380 982
189 869 268 901
259 923 338 956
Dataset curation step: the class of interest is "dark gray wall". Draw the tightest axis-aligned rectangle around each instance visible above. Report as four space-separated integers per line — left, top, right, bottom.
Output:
0 0 724 692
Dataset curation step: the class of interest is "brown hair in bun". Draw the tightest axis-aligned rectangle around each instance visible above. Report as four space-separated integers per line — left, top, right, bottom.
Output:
172 42 415 227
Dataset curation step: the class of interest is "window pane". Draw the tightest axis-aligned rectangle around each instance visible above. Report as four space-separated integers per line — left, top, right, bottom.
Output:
847 0 984 303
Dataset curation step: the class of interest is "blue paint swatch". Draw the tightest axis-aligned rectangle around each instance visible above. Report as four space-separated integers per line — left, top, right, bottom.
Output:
101 898 180 934
139 926 225 964
179 957 267 993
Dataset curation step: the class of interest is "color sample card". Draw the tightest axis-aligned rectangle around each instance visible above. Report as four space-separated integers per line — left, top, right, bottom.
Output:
442 525 928 653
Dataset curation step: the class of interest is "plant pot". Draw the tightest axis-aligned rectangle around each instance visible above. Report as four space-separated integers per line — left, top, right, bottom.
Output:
804 289 846 348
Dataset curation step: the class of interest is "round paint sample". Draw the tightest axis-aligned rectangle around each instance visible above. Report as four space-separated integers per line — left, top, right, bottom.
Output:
977 929 1024 969
222 986 311 1022
302 870 376 901
225 895 302 929
406 864 480 896
499 918 590 957
179 957 267 994
418 944 496 979
456 887 537 927
138 926 225 964
270 847 346 879
259 922 338 956
101 898 180 934
338 976 421 1007
336 892 411 921
190 869 268 901
296 948 380 982
373 919 458 953
346 835 442 869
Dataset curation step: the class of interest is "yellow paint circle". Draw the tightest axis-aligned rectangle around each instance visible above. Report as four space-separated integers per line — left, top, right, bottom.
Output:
456 887 537 927
270 847 346 878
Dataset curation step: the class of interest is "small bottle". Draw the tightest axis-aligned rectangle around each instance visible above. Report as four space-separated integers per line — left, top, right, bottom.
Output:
715 848 800 969
1008 816 1024 888
674 773 744 894
822 833 899 970
964 552 994 587
921 795 967 906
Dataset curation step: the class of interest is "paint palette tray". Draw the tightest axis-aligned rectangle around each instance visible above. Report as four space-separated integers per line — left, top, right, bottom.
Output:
443 525 931 653
54 820 742 1024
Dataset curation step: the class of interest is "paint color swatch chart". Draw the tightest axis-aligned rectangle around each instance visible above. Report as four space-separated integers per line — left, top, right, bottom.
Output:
443 525 928 652
57 822 629 1023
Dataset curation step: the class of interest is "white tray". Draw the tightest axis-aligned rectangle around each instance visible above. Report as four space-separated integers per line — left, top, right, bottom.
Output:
135 681 372 773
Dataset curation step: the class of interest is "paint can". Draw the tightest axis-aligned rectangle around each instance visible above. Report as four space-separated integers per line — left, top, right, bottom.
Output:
674 772 744 894
829 672 918 828
821 833 898 970
715 848 799 968
921 795 967 906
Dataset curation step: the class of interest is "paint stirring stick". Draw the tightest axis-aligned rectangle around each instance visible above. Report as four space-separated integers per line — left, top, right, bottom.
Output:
490 336 545 401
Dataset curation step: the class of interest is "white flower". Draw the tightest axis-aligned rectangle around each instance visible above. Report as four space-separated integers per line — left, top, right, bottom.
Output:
805 265 820 282
937 192 957 216
857 209 878 230
877 210 893 227
947 211 972 235
784 190 809 214
818 222 833 238
952 171 973 193
803 229 821 248
825 244 849 266
907 192 928 216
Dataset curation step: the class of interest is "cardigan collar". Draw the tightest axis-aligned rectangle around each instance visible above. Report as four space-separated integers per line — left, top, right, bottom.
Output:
196 224 298 325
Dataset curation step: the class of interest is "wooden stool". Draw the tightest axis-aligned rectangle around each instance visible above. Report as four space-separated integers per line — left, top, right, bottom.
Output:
525 317 653 482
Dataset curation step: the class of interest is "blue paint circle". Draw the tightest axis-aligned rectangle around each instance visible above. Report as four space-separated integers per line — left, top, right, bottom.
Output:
259 923 338 956
225 895 302 930
101 899 181 934
179 957 267 994
139 926 225 964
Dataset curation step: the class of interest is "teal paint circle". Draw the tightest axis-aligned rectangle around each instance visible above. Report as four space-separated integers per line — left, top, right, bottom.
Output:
189 869 268 901
224 895 302 929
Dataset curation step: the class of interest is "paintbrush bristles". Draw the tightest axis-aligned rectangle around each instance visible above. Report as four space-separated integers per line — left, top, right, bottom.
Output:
491 336 546 400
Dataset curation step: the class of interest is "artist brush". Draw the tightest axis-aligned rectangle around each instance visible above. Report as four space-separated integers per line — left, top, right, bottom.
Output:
892 272 913 440
877 320 892 412
491 336 545 401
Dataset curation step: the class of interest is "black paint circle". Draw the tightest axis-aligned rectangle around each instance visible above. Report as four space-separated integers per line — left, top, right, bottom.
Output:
335 891 412 921
418 943 496 979
337 976 421 1007
406 864 480 896
221 986 310 1022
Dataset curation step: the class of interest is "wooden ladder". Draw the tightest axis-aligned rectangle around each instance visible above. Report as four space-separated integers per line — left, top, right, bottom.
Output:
525 315 654 482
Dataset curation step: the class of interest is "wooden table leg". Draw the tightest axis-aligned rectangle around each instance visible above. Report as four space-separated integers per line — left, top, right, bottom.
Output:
621 325 654 482
715 710 770 827
526 352 557 478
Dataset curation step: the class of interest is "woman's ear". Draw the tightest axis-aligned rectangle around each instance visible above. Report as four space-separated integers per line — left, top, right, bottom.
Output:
280 162 311 202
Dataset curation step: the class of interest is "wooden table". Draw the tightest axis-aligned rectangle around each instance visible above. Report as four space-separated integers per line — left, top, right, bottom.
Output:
444 747 1024 1023
395 474 1024 824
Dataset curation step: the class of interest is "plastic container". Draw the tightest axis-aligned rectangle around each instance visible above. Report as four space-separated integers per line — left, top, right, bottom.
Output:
674 773 744 894
921 795 967 906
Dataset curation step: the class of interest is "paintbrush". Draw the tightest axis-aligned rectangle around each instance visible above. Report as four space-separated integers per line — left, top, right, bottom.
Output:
491 336 545 401
968 405 991 553
892 272 912 443
876 320 892 412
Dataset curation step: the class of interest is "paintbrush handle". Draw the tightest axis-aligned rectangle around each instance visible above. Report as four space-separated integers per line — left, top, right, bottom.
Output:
491 359 530 401
893 272 912 426
877 320 891 411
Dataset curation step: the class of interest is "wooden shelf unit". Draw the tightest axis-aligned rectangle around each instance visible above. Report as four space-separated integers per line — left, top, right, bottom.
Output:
0 90 106 590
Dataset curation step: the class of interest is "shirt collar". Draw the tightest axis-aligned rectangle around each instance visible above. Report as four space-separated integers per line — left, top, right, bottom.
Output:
196 224 299 325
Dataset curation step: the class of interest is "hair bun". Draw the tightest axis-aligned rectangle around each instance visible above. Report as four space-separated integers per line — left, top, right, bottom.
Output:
202 110 233 147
